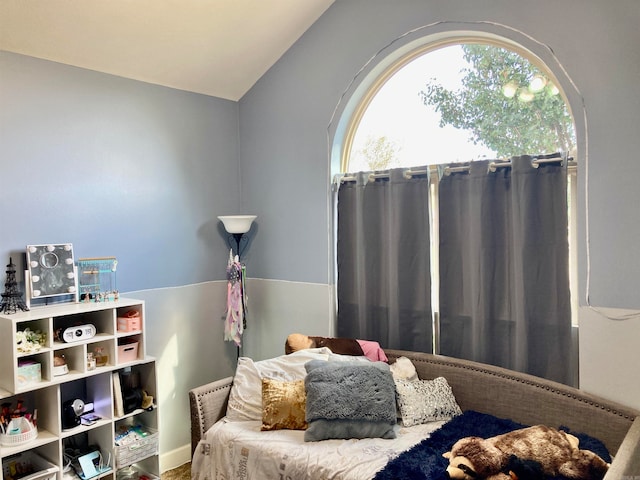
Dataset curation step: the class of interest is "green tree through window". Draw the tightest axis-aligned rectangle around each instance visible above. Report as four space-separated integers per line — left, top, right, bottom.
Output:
357 135 402 171
420 44 575 157
345 43 576 172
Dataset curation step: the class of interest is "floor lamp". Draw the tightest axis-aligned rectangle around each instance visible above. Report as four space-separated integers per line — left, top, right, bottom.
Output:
218 215 256 356
218 215 257 259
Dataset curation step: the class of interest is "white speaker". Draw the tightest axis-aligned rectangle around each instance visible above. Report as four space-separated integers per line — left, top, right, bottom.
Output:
62 324 96 342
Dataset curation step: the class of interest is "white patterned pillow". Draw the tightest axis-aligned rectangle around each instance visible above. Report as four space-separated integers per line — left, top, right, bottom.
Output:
226 348 334 421
394 377 462 426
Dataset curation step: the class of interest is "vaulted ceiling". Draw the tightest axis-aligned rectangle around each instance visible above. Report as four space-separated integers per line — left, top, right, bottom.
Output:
0 0 334 101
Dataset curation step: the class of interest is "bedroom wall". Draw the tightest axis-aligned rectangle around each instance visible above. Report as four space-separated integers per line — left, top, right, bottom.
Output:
0 51 240 291
2 0 639 468
0 51 241 468
239 0 640 410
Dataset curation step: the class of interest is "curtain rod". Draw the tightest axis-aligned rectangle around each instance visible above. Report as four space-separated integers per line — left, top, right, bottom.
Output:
337 155 574 183
445 155 575 175
338 167 431 184
334 156 577 183
489 155 575 172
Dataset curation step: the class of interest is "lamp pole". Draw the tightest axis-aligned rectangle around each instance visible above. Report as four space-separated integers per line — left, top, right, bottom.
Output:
232 233 244 259
218 215 256 356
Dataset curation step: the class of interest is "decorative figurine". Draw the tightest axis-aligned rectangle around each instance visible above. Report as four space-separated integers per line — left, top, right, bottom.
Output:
0 257 30 314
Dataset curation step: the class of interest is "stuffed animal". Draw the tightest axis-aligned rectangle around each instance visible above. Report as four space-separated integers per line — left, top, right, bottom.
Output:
443 425 609 480
389 356 419 382
285 333 364 356
285 333 315 353
504 454 544 480
141 390 154 411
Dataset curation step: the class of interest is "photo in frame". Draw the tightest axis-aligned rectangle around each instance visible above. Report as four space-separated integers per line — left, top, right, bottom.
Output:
26 244 77 299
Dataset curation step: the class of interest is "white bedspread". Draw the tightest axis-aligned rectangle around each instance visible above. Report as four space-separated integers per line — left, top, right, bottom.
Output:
191 418 444 480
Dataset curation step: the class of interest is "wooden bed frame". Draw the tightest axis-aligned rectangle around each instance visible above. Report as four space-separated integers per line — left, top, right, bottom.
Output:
189 349 640 478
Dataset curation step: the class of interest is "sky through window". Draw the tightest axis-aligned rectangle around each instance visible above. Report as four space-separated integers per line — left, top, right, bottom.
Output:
349 45 497 172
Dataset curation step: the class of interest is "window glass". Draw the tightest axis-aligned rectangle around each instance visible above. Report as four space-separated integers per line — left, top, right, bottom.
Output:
345 43 575 173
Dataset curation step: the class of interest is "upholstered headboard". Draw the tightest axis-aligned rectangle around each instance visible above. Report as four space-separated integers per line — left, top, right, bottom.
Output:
189 349 640 477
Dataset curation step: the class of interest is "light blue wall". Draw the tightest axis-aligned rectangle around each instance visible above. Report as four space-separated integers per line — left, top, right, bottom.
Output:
1 0 640 465
0 51 241 465
0 51 240 292
240 0 640 308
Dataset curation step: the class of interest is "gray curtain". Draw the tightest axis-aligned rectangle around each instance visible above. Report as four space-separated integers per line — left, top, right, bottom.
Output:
336 168 433 352
438 156 573 385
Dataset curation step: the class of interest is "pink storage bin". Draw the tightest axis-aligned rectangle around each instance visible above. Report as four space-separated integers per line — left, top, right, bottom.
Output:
117 316 141 332
117 310 141 332
118 341 139 363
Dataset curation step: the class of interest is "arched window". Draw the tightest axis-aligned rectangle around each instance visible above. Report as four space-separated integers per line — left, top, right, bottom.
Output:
333 37 579 385
343 42 575 172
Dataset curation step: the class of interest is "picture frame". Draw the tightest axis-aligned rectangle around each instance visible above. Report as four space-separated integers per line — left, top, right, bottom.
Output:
26 244 77 299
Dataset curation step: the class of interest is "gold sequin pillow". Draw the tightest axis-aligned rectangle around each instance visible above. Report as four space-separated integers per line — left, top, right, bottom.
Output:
261 378 308 431
394 377 462 427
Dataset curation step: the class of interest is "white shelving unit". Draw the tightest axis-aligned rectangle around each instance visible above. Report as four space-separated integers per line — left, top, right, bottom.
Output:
0 299 159 480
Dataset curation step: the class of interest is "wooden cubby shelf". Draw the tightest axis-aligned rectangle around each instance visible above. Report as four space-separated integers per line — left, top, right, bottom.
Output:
0 299 158 480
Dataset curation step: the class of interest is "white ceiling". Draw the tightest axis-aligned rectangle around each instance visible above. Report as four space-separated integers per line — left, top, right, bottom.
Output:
0 0 334 101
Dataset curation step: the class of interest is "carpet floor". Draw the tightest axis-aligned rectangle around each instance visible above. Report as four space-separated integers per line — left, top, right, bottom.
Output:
160 462 190 480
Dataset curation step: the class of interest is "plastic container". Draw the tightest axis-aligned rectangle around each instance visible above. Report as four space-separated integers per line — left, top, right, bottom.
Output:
2 451 58 480
117 341 139 363
117 311 141 332
117 317 141 332
114 427 158 468
16 361 41 388
0 417 38 447
116 465 159 480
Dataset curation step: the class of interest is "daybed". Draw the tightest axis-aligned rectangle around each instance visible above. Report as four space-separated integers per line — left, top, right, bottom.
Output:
189 349 640 479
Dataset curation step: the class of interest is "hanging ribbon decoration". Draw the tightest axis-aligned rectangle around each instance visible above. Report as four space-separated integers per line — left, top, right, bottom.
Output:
224 249 247 347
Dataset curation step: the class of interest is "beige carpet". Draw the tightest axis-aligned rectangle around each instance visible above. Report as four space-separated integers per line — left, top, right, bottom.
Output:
160 462 190 480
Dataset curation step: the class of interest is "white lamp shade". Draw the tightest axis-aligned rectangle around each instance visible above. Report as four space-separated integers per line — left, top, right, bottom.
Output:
218 215 257 234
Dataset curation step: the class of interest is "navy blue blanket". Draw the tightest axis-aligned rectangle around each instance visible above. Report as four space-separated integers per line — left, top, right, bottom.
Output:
374 410 611 480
